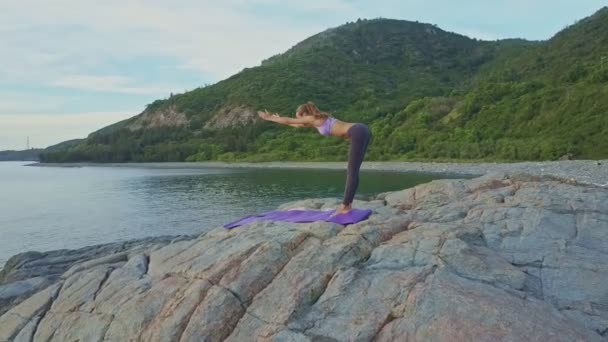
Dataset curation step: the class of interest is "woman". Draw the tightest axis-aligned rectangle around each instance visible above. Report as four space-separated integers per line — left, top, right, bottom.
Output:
258 102 372 215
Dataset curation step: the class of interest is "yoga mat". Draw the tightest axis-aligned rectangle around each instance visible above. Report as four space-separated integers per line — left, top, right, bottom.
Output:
224 208 373 229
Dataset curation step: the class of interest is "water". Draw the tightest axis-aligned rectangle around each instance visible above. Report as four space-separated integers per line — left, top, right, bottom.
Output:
0 162 443 266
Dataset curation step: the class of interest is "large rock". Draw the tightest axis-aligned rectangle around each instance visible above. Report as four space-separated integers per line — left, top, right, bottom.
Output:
1 174 607 341
0 235 193 316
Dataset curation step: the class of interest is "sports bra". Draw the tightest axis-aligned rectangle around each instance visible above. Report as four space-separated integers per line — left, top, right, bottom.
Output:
316 117 337 136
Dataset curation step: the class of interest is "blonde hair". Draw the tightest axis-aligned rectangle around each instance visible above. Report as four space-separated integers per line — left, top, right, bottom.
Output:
296 101 329 119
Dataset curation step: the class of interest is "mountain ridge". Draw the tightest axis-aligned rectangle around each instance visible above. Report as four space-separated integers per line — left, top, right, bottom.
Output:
40 7 608 163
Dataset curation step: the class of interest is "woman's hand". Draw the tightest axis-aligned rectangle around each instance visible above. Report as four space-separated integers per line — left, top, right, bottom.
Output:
258 110 279 121
257 111 271 120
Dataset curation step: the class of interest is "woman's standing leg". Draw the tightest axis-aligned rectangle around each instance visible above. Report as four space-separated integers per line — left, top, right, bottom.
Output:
343 124 371 205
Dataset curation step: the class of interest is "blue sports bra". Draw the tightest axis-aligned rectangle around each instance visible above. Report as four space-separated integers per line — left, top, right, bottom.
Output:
316 117 337 136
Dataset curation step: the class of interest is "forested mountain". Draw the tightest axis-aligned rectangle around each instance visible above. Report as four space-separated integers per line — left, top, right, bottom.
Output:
40 7 608 163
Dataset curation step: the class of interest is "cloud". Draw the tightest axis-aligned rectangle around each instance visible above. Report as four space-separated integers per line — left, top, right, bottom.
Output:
0 92 67 115
1 0 604 149
0 1 329 83
0 111 138 150
249 0 354 12
0 1 340 147
52 75 179 95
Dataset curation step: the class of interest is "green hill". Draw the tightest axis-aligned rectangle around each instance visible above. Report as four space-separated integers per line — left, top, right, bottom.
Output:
40 8 608 163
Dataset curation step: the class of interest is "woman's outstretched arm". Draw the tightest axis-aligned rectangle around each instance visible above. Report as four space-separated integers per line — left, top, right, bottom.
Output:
257 111 313 127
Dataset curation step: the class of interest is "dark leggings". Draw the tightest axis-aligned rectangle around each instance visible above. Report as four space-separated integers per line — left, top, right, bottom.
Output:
343 124 371 205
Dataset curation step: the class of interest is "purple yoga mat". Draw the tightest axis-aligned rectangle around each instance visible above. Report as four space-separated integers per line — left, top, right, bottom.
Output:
224 208 373 229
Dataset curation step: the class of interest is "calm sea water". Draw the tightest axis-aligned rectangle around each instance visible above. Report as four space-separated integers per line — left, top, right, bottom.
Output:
0 162 443 266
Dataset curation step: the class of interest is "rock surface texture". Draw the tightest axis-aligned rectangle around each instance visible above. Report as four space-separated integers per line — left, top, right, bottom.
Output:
1 173 607 341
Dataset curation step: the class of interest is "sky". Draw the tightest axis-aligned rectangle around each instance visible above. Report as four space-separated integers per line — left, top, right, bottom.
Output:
0 1 605 150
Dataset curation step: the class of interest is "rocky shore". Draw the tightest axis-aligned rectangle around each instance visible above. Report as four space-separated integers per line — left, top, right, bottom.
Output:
33 159 608 188
1 172 608 341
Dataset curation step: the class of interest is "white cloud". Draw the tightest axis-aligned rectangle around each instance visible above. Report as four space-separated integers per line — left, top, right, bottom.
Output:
52 75 179 95
4 0 599 149
0 1 345 147
0 111 138 150
0 92 67 115
249 0 354 12
0 1 335 84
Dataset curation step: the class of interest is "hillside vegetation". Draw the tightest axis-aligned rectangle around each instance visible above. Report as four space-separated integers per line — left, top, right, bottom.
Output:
40 8 608 163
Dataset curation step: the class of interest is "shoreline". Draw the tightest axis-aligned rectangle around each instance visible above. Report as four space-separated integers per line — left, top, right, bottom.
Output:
29 160 608 187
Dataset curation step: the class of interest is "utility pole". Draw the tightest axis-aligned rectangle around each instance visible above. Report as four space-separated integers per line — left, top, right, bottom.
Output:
27 136 30 150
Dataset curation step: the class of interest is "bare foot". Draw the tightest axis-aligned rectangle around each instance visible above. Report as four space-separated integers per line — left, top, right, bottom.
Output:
333 203 352 215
